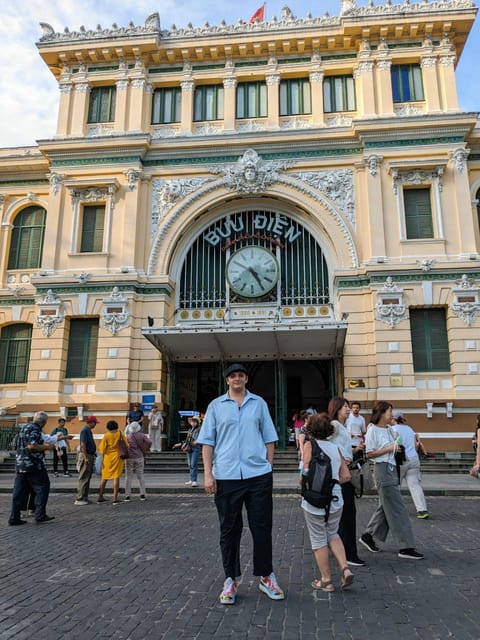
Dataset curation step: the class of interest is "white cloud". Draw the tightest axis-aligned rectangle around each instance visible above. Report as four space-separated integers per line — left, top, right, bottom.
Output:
0 0 478 147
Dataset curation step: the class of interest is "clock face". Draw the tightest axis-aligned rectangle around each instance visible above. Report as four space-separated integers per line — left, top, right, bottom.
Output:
226 246 279 298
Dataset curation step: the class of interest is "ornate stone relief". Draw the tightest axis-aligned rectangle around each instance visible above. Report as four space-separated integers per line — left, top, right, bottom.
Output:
280 118 312 130
193 123 223 136
124 168 142 191
391 167 444 195
151 177 210 234
85 124 117 137
393 103 425 117
36 289 64 337
151 126 179 139
291 169 355 225
366 155 382 177
451 274 480 325
449 148 470 172
236 120 267 133
209 149 295 194
375 277 407 327
49 172 64 196
325 115 353 127
417 258 435 271
101 287 130 335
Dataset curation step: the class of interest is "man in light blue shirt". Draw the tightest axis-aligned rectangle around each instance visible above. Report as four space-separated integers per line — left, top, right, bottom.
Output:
197 363 284 605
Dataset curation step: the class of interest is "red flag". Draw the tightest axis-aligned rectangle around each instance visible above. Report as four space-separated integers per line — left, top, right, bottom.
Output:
249 4 265 23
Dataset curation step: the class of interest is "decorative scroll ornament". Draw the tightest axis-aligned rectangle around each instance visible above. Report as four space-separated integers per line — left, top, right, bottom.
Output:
101 287 129 335
375 277 407 327
151 177 210 235
36 289 64 337
391 167 444 195
449 148 470 173
291 169 355 224
49 172 64 196
451 274 480 326
209 149 295 194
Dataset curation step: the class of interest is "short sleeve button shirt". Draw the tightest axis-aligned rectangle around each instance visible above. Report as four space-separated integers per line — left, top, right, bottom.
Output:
197 390 278 480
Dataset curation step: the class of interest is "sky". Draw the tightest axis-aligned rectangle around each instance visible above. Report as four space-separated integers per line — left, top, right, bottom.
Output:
0 0 479 148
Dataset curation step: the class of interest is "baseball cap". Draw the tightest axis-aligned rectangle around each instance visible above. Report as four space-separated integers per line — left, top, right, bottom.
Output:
86 415 99 423
392 410 404 420
224 363 248 377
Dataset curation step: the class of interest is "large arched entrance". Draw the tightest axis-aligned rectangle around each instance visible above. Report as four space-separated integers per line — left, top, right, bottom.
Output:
144 205 346 447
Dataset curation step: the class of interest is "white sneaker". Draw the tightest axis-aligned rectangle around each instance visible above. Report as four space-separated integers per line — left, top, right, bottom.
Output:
259 572 285 600
184 480 192 485
74 499 88 506
191 482 198 487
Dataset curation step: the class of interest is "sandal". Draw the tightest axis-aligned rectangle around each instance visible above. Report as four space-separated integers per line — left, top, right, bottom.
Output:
341 567 354 589
311 579 335 592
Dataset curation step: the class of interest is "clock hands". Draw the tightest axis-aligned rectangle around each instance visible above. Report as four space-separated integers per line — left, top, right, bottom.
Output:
248 266 263 288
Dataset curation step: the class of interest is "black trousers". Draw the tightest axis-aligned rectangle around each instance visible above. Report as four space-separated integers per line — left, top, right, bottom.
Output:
8 467 50 523
214 472 273 580
53 447 68 473
338 481 359 560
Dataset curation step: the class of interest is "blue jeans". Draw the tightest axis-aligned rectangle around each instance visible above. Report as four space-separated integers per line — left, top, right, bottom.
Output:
187 446 200 482
9 466 50 523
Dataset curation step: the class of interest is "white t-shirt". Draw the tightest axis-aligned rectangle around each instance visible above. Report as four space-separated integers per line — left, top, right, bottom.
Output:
365 424 396 464
346 413 366 447
329 420 352 462
301 439 344 515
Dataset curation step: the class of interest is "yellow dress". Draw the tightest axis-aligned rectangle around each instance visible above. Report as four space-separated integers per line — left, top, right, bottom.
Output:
98 430 128 480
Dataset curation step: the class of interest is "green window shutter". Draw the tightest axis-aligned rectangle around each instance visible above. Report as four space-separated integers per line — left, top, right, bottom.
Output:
7 207 46 269
66 319 99 378
0 324 32 384
410 308 450 372
404 188 433 239
80 206 105 252
88 87 116 123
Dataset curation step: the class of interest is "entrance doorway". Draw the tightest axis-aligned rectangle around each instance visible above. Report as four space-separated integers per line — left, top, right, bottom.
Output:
168 359 334 448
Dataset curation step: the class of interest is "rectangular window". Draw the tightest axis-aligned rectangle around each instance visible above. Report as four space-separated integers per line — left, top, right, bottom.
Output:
0 324 32 384
87 86 116 123
279 79 312 116
404 188 434 239
80 205 105 253
194 85 224 121
391 64 424 102
323 75 356 113
236 82 267 119
151 87 181 124
66 319 99 378
410 308 450 372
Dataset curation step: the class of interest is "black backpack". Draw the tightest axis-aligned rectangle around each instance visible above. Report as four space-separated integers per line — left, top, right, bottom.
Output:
301 439 339 521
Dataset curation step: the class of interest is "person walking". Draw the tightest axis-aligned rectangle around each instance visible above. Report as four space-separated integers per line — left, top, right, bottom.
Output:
124 421 151 501
346 401 366 448
147 404 164 452
197 363 284 605
301 412 354 592
74 416 98 505
50 417 71 477
97 420 128 505
184 416 201 487
8 411 56 525
329 397 366 567
392 411 429 519
359 401 424 560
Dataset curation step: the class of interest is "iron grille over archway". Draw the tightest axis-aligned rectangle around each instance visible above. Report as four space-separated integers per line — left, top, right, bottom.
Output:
179 210 330 309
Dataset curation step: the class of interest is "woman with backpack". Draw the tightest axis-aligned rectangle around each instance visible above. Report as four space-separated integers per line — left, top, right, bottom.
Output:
329 396 366 567
301 412 354 592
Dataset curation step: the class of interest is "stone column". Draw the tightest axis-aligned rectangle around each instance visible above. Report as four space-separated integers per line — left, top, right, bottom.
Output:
309 71 325 126
70 82 90 137
57 83 73 136
354 61 376 118
223 76 237 132
129 79 149 132
420 57 441 113
180 79 195 135
115 79 129 132
266 74 280 129
375 59 394 116
438 55 459 111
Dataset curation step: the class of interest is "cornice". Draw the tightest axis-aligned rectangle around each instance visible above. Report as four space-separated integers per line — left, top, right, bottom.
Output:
336 270 480 288
34 284 172 296
0 298 36 306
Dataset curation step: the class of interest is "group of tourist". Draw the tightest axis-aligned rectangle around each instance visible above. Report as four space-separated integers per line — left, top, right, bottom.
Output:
7 370 435 607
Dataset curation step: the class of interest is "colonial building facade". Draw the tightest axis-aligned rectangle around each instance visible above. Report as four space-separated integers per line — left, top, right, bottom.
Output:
1 0 479 448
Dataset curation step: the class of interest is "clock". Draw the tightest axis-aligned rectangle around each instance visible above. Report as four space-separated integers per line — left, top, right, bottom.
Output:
226 245 279 298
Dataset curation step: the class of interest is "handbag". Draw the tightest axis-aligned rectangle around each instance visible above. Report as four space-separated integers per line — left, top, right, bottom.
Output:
349 450 375 497
339 455 351 484
118 436 130 459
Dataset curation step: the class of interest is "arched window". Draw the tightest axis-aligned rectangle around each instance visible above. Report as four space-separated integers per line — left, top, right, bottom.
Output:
0 324 32 384
8 206 46 270
179 210 330 309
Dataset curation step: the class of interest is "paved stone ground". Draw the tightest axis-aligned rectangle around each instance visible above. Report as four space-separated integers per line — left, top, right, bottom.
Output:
1 493 479 640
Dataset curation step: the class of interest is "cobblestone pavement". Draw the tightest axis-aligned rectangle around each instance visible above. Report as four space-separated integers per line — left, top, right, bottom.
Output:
1 493 479 640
